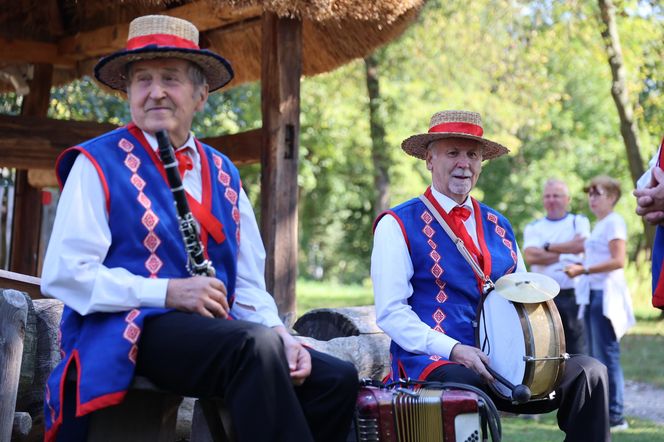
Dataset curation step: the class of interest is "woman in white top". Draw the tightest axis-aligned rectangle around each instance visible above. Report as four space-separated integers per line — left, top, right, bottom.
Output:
565 175 635 431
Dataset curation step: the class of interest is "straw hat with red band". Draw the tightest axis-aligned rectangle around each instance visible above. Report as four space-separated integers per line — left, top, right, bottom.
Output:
401 110 510 160
94 15 234 92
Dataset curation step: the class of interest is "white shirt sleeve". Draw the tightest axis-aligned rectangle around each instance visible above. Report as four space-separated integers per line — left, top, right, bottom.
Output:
576 215 591 239
522 222 540 250
40 154 168 315
230 188 283 327
371 215 459 359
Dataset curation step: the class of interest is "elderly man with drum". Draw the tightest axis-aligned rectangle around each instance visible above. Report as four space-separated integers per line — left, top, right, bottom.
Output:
371 110 610 441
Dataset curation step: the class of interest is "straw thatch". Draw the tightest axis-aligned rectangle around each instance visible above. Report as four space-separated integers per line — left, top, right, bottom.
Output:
0 0 424 93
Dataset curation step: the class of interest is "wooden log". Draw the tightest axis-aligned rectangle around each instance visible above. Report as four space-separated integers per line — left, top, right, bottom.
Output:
15 299 63 441
12 411 32 441
0 289 29 442
294 306 390 380
293 306 381 339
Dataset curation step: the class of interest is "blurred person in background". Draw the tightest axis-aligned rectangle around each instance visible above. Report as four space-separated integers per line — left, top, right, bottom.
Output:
565 175 635 431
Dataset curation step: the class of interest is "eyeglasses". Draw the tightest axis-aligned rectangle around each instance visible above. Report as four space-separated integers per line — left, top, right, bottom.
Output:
587 187 605 198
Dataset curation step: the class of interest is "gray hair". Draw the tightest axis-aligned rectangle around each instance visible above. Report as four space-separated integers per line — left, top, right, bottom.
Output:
543 178 569 196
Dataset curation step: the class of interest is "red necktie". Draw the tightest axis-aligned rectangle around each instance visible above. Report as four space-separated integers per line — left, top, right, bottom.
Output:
175 149 193 177
450 205 483 267
451 206 471 223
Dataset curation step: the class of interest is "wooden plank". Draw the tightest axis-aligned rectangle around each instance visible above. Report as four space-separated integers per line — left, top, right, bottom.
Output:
0 290 29 442
0 269 42 299
10 64 52 276
260 13 302 325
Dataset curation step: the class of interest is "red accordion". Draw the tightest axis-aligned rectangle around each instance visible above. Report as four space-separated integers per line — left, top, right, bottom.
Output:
354 383 485 442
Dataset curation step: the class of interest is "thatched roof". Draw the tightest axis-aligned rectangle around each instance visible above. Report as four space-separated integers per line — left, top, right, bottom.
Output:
0 0 423 93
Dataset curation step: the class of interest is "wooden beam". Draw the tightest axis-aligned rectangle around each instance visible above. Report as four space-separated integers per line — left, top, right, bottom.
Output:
204 128 262 165
0 270 42 300
58 1 261 60
260 13 302 325
0 37 75 67
1 2 261 66
10 64 52 276
0 115 261 173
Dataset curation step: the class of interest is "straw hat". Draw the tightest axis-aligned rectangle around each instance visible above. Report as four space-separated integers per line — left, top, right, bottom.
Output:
401 110 509 160
94 15 234 92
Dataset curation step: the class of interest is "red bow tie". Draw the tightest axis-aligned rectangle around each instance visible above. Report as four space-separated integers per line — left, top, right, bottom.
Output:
451 206 471 222
175 149 193 177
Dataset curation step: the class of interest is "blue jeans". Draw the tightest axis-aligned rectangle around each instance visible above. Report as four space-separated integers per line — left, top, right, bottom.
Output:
585 289 624 422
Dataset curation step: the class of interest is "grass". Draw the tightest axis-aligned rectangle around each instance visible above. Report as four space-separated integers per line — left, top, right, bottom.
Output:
296 279 374 314
501 413 664 442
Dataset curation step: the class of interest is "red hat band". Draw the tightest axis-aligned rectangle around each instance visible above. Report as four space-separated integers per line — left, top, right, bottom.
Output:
126 34 200 51
428 122 484 137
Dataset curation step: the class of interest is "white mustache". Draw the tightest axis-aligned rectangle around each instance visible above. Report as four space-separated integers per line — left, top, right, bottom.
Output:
452 169 472 178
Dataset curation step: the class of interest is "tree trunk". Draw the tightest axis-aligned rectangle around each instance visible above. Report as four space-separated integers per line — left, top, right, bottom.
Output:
364 54 391 215
597 0 655 249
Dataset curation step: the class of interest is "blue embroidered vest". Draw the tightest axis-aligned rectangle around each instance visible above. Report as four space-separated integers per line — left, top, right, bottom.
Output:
44 124 241 440
377 191 518 381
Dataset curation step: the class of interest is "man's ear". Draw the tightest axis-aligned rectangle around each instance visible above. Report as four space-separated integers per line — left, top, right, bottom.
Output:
425 151 433 170
195 84 209 112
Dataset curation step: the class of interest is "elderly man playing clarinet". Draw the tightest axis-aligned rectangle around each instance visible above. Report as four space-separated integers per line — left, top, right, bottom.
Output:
41 14 357 442
371 110 610 441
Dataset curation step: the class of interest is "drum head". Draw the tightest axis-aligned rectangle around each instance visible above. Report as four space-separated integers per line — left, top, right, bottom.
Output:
477 294 525 399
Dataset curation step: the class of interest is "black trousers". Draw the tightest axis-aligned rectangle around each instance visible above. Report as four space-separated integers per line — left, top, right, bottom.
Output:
555 288 588 355
427 355 610 442
59 312 359 442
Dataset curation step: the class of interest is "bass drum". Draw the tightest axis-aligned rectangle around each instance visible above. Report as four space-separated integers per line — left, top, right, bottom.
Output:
476 292 567 401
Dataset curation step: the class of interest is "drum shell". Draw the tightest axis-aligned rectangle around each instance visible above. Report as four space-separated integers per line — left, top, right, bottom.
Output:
518 299 566 399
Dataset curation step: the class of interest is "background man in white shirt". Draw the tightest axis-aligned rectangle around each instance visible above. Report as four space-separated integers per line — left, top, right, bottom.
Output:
523 178 590 354
371 110 609 442
41 15 357 442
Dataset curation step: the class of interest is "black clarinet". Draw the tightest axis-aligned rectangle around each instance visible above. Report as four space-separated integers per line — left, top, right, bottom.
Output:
155 130 215 277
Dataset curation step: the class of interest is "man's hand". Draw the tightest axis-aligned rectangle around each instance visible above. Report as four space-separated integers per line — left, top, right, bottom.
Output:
166 276 229 318
449 344 494 383
634 167 664 225
273 326 312 385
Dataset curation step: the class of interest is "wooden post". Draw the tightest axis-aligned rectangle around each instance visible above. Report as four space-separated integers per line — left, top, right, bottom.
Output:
260 13 302 325
0 289 29 441
10 64 53 276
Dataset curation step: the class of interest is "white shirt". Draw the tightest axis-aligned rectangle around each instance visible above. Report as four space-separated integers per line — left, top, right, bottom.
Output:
576 211 635 339
584 212 627 290
371 186 526 360
522 213 590 289
40 130 283 328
